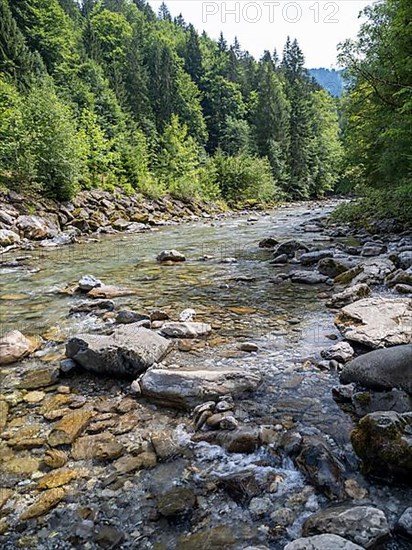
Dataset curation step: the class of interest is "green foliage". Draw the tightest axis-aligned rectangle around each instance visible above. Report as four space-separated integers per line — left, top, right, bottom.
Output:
212 150 278 205
0 77 27 180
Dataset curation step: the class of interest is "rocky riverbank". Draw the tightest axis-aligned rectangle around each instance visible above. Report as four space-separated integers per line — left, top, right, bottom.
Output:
0 188 226 253
0 202 411 549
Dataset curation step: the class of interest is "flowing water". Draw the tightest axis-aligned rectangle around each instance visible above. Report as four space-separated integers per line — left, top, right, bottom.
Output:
0 202 410 549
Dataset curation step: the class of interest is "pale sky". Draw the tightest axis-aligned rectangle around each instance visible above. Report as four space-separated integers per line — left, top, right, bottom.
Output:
148 0 372 67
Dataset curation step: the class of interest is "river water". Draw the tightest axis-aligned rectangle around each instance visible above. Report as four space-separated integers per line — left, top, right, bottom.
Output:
0 202 410 549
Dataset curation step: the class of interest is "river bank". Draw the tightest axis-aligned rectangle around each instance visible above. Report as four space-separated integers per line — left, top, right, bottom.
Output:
0 201 411 549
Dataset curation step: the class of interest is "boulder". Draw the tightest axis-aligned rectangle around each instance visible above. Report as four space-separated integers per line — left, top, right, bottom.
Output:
318 258 349 279
303 505 389 548
335 297 412 348
352 389 412 417
340 345 412 393
116 310 149 325
273 240 309 258
399 251 412 270
397 507 412 538
157 250 186 262
71 432 124 461
87 284 134 298
352 257 396 285
361 243 387 257
16 215 58 240
284 534 364 550
139 366 262 409
0 330 34 365
192 427 262 453
351 411 412 481
326 284 371 308
66 325 171 377
0 229 21 246
159 321 212 339
290 271 329 285
157 487 197 517
300 250 334 266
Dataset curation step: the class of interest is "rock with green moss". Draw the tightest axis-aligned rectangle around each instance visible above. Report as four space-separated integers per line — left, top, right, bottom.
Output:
351 411 412 482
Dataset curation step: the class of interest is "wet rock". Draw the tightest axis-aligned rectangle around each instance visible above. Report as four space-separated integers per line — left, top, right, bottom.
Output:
0 229 21 246
239 342 258 352
352 257 396 285
87 284 134 299
78 275 102 292
335 297 412 348
157 487 196 517
351 411 412 481
259 237 278 248
0 400 9 433
326 284 371 308
60 358 77 374
361 242 387 257
284 534 364 550
249 496 271 517
0 330 34 365
284 433 346 500
386 268 412 288
69 299 114 315
157 249 186 262
340 344 412 393
397 507 412 538
94 525 124 549
115 310 149 325
321 342 354 364
47 409 94 446
37 468 78 489
20 488 66 521
19 364 60 390
270 507 294 527
302 505 389 548
318 258 349 279
16 215 57 240
300 250 334 266
395 284 412 294
66 325 171 377
399 251 412 270
352 389 412 417
273 240 309 258
43 449 68 469
139 366 261 409
113 451 157 474
179 308 197 322
192 427 262 453
159 321 212 338
72 432 124 461
39 232 76 247
290 271 329 285
272 253 289 264
176 525 240 549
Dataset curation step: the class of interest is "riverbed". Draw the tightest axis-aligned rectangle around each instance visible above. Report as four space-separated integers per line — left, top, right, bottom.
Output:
0 201 410 549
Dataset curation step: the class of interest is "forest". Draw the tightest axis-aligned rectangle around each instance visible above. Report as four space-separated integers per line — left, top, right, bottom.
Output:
0 0 343 205
0 0 410 224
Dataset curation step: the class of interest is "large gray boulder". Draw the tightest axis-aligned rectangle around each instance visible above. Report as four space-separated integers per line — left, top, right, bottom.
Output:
335 297 412 348
340 344 412 393
273 240 309 258
303 505 389 548
0 229 21 246
16 215 58 240
0 330 34 365
138 366 262 409
66 325 171 377
351 411 412 481
284 534 364 550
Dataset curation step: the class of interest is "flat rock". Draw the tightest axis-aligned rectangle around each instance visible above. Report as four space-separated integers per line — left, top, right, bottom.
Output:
352 389 412 417
340 345 412 393
284 534 364 550
300 250 333 266
66 325 171 377
290 271 329 285
47 409 94 447
326 284 371 308
139 366 262 409
351 411 412 481
159 321 212 338
20 488 65 520
19 365 60 389
335 297 412 348
0 330 34 365
37 468 78 489
303 505 389 548
71 432 124 461
87 284 134 298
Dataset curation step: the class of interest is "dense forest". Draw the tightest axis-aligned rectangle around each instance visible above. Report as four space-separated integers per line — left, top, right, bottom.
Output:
337 0 412 225
0 0 343 205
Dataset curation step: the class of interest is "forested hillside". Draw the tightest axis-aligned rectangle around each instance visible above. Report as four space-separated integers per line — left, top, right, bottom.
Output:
0 0 343 205
309 68 345 97
337 0 412 225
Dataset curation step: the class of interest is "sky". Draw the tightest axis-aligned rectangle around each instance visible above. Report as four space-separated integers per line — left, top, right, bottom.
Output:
148 0 372 68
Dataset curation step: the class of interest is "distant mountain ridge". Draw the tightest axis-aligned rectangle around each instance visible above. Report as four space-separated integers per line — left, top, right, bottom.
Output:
309 68 346 97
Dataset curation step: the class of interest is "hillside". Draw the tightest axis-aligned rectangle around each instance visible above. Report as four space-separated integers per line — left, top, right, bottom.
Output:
309 68 345 97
